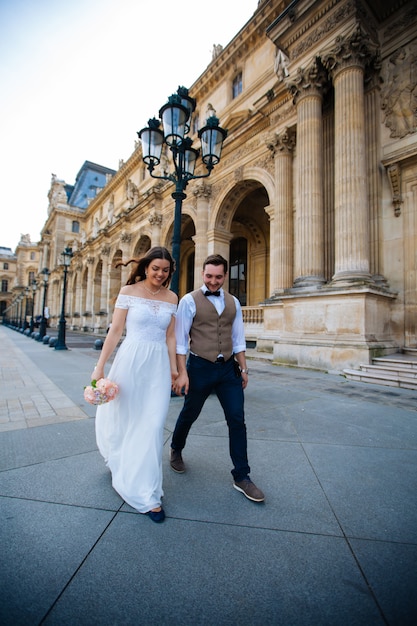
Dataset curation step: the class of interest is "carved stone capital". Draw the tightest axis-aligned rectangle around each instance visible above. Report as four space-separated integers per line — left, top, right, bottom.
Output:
266 127 296 156
101 245 111 256
193 182 212 199
120 232 132 244
86 257 95 264
321 23 379 80
286 59 327 103
148 213 163 226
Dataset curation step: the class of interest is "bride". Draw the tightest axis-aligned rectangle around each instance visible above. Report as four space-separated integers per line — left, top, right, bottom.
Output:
91 246 178 523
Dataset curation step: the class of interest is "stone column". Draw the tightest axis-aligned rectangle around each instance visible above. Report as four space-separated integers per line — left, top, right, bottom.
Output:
74 263 83 317
322 25 378 284
193 182 212 279
100 246 111 312
148 213 162 247
206 229 232 281
287 60 326 287
120 233 132 286
86 257 95 315
266 128 295 293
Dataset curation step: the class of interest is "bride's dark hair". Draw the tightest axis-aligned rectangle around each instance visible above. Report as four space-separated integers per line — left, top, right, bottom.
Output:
116 246 175 288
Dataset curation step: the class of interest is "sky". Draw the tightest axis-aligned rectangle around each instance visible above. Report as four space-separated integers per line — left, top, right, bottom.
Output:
0 0 258 250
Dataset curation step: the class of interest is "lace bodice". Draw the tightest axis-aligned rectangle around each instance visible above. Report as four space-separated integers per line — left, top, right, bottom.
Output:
115 294 176 343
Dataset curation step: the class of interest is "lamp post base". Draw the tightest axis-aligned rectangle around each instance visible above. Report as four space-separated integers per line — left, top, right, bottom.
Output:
55 320 68 350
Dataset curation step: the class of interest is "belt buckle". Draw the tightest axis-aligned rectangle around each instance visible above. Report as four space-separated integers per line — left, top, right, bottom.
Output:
216 356 225 363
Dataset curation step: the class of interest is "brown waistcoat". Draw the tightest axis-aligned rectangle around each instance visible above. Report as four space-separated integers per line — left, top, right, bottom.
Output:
190 289 236 363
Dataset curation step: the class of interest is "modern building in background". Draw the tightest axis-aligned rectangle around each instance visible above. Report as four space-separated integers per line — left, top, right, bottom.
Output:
3 0 417 373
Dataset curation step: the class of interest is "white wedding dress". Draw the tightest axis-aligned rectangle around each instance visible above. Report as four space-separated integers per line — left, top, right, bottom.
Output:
95 294 176 513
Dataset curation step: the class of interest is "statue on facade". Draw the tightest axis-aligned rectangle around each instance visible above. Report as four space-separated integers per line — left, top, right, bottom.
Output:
126 179 139 207
206 103 217 119
212 44 223 60
274 48 290 81
47 175 68 215
381 43 417 139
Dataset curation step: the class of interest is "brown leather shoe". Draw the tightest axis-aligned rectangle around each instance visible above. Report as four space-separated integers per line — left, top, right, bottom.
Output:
170 448 185 473
233 478 265 502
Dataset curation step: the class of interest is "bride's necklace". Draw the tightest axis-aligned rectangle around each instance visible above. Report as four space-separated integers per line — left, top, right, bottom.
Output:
142 282 162 296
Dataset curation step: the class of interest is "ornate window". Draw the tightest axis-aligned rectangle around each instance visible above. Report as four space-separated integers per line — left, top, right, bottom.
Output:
72 220 80 233
232 72 243 99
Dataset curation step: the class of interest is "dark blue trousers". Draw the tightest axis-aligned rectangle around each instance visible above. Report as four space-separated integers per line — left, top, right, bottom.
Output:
171 354 250 481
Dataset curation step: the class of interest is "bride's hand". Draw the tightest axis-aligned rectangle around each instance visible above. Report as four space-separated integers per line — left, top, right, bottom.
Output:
92 365 104 381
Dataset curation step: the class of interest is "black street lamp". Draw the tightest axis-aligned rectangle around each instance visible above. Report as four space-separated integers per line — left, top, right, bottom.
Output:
18 294 24 330
23 287 30 330
29 281 38 333
39 268 50 340
55 246 73 351
138 86 227 295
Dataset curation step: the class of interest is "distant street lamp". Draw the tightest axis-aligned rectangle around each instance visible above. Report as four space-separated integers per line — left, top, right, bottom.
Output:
23 286 30 330
38 268 50 340
55 246 73 351
18 294 24 330
29 281 38 333
138 86 227 295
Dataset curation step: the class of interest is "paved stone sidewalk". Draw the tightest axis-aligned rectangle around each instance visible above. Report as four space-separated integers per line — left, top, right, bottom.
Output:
1 324 417 625
0 328 87 431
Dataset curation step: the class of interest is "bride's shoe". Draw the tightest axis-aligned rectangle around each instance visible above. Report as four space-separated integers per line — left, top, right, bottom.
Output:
146 507 165 523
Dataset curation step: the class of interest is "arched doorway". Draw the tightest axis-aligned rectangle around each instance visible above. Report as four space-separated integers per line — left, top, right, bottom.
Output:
218 181 270 305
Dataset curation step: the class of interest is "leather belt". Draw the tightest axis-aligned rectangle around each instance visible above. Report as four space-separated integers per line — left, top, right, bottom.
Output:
191 354 233 364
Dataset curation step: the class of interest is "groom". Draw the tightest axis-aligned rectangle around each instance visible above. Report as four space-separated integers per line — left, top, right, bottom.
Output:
171 253 264 503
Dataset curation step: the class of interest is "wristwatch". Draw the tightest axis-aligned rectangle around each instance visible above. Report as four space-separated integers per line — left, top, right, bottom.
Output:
240 368 249 374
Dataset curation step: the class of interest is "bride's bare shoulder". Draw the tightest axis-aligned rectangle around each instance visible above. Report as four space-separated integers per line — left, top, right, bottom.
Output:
165 289 178 305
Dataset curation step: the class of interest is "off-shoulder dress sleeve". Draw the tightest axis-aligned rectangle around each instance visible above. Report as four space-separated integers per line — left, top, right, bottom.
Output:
115 294 129 309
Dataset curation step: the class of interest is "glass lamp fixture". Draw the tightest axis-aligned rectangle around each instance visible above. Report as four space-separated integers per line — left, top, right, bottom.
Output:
138 118 164 167
199 115 228 169
181 137 199 178
61 246 73 266
159 93 189 147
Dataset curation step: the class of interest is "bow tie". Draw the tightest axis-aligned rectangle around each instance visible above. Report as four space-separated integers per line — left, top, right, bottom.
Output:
204 290 221 297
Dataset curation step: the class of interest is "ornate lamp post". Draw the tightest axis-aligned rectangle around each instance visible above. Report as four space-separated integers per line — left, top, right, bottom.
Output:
39 268 50 340
13 297 17 327
29 281 38 333
138 86 227 295
18 294 24 330
23 286 30 330
55 246 73 351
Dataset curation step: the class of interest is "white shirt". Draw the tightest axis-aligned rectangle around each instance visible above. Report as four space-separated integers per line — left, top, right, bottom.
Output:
175 286 246 356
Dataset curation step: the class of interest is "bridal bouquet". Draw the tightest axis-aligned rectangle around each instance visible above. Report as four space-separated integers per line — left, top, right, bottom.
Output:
84 378 119 405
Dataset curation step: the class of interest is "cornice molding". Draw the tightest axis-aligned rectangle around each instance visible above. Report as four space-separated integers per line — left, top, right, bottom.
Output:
190 1 287 99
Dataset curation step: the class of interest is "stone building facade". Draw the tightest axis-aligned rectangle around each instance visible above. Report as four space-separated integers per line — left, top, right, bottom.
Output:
0 246 17 319
8 0 417 372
